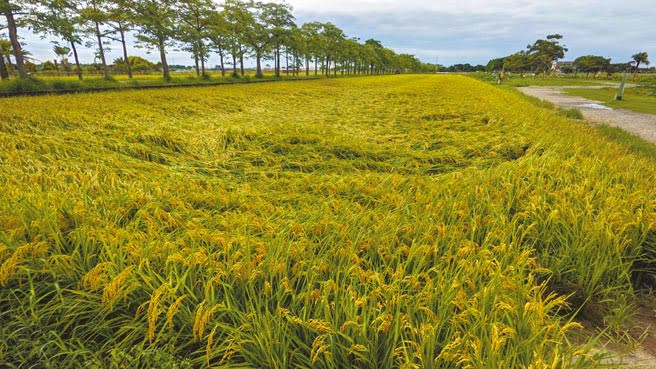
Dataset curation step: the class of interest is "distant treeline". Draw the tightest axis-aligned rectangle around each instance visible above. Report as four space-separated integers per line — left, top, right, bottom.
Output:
481 34 651 78
0 0 438 81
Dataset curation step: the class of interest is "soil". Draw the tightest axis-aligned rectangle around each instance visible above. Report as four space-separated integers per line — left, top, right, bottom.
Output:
604 300 656 368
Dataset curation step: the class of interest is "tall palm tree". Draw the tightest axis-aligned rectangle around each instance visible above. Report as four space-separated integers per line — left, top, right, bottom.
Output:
631 52 650 80
53 45 71 75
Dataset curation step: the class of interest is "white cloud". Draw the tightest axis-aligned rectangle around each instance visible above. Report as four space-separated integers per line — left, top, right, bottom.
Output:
14 0 656 66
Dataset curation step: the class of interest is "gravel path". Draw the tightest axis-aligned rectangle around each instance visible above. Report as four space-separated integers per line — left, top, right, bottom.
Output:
518 86 656 144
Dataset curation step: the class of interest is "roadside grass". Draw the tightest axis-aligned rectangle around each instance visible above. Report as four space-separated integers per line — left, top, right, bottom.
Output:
564 87 656 115
594 125 656 160
0 71 318 95
471 71 656 87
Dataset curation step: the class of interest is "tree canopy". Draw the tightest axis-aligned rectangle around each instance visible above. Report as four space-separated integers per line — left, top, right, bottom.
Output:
3 0 434 79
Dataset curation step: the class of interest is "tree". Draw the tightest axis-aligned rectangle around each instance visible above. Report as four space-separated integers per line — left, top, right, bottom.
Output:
113 55 154 73
300 22 321 76
41 59 56 71
103 0 134 78
631 52 649 80
364 38 383 74
53 44 70 73
178 0 214 77
503 51 530 74
609 62 632 74
130 0 179 80
486 57 504 72
30 0 85 80
224 0 270 78
260 1 294 78
206 8 229 76
573 55 610 78
221 0 249 77
321 23 345 76
526 34 567 74
397 53 421 73
1 0 28 77
77 0 111 79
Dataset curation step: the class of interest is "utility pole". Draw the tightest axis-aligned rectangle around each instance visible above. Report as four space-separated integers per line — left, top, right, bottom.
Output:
615 63 631 101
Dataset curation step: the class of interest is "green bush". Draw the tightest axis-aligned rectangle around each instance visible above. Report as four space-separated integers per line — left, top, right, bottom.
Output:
51 80 82 90
6 77 48 93
557 108 584 120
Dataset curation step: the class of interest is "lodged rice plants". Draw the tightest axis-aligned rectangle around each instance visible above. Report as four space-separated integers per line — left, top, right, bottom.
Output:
0 75 655 368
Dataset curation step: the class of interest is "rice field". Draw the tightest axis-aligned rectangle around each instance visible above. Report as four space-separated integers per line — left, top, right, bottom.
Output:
0 75 655 368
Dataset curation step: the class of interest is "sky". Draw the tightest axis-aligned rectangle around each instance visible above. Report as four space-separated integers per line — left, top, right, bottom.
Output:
14 0 656 67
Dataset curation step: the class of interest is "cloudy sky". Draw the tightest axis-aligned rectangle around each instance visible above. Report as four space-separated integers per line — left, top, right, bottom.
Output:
17 0 656 67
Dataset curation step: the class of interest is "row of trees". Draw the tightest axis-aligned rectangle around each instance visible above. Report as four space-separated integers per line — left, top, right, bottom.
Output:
1 0 435 81
486 34 651 79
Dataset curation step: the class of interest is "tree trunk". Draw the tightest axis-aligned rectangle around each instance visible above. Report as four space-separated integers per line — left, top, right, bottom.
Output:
633 61 641 81
194 54 200 76
305 56 309 76
285 48 289 76
95 21 110 80
199 41 206 77
0 55 8 80
71 41 83 80
119 27 132 79
314 57 318 76
239 46 244 76
158 37 170 81
232 53 237 76
276 46 281 78
3 4 27 78
218 49 225 77
255 51 262 78
293 52 298 76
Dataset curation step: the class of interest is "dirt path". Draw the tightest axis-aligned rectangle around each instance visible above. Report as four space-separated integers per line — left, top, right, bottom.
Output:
518 86 656 144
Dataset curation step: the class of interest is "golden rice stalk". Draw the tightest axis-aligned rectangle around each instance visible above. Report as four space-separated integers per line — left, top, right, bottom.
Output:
206 324 219 366
81 261 113 291
0 242 48 286
0 243 8 261
0 253 20 286
147 283 170 343
346 344 368 356
166 294 187 326
192 301 207 341
307 319 333 334
376 314 393 334
101 265 135 309
310 334 330 364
